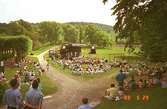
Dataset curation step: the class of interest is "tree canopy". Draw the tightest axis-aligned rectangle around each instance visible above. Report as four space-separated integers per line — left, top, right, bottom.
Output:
0 20 115 49
104 0 167 61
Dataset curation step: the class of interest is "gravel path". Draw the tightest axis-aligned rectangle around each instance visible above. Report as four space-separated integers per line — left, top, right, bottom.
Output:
37 49 115 109
0 48 115 109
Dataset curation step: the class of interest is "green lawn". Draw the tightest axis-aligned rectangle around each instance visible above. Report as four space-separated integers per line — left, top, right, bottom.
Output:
5 67 19 80
30 44 55 56
95 87 167 109
40 75 57 95
82 47 140 61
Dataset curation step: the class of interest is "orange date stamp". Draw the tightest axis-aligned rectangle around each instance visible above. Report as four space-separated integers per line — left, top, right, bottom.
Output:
123 95 150 101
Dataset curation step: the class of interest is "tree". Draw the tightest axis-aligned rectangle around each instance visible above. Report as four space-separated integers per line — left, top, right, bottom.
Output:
85 24 112 47
38 21 63 44
104 0 167 61
62 24 79 43
140 2 167 61
85 24 100 45
75 24 86 43
7 21 25 35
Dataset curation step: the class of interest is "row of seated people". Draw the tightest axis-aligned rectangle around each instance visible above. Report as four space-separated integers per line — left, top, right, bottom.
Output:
105 74 167 101
104 61 167 101
0 59 43 85
55 56 112 74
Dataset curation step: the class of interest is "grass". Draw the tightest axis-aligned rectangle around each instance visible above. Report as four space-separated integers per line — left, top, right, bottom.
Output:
5 67 19 80
30 44 55 56
82 47 140 61
95 87 167 109
40 75 57 95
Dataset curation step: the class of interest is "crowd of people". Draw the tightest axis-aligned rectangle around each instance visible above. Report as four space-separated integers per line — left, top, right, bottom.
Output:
0 59 44 84
104 59 167 101
1 58 44 109
54 56 112 75
3 78 43 109
2 55 167 108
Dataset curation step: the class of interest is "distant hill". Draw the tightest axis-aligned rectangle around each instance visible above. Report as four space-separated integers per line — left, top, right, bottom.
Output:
67 22 115 34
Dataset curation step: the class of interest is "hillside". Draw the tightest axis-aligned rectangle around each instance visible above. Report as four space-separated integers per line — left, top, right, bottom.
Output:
68 22 115 34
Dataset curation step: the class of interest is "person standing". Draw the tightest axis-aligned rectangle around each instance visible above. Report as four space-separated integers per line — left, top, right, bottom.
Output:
46 64 49 71
24 80 43 109
116 70 126 87
3 78 23 109
0 60 4 73
76 98 92 109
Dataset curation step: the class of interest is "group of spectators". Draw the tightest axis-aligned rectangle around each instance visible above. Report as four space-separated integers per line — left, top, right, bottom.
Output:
54 56 111 75
1 59 44 109
15 60 44 84
3 78 43 109
104 59 167 101
1 59 44 84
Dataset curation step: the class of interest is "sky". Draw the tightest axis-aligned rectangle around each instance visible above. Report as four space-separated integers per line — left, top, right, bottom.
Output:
0 0 116 26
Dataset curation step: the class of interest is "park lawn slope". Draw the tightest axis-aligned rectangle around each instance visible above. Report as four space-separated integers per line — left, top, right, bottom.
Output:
95 87 167 109
30 44 55 56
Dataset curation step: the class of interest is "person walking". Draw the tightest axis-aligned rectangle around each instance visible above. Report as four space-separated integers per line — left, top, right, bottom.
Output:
24 80 43 109
3 78 23 109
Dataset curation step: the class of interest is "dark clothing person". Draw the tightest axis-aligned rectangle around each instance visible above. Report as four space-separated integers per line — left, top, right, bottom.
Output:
116 70 126 86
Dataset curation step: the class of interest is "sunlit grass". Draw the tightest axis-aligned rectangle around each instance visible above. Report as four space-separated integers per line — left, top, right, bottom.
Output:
95 87 167 109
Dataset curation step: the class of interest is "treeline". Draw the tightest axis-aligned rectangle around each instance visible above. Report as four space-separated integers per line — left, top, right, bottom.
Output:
0 20 114 50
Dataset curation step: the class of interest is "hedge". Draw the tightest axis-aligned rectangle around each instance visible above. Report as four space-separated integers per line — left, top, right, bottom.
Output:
0 35 32 61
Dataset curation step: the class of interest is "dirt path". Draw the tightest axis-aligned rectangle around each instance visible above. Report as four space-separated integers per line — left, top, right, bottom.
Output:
38 49 115 109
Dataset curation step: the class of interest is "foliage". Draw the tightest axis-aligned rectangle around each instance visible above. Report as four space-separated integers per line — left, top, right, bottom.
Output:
85 24 112 47
0 36 32 61
104 0 167 61
0 19 115 49
140 5 167 61
62 24 79 43
38 21 63 44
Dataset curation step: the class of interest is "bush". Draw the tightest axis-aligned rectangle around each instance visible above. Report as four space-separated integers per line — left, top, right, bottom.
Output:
0 35 32 61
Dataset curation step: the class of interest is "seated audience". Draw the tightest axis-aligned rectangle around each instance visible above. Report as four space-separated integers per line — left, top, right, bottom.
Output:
128 76 136 90
117 87 125 99
105 83 118 100
160 77 167 88
0 72 6 81
76 98 92 109
137 79 144 89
